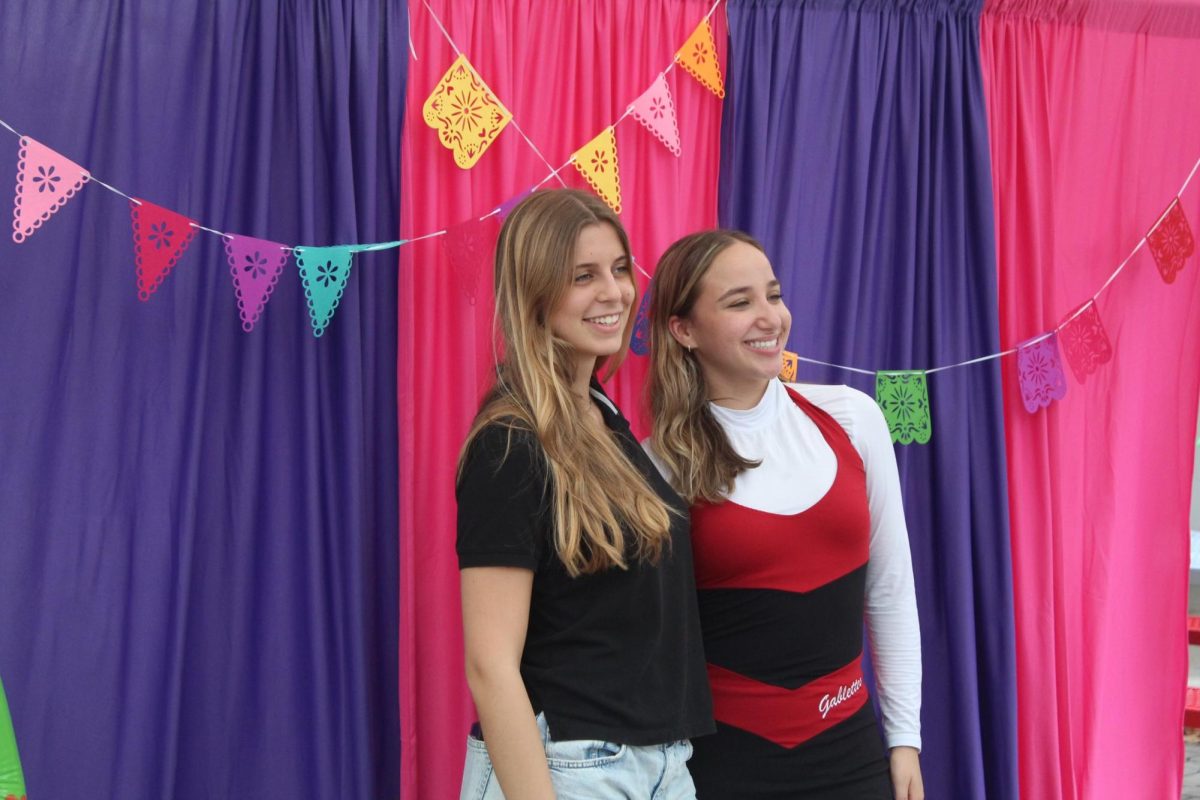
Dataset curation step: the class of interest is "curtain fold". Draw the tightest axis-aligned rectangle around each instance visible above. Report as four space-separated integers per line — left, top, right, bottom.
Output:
980 6 1200 798
718 1 1018 797
399 1 726 796
0 3 404 798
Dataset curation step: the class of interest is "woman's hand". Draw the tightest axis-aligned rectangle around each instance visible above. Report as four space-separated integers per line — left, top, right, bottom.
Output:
889 746 924 800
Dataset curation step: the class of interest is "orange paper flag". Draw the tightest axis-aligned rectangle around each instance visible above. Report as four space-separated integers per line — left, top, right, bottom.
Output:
674 19 725 99
780 350 799 382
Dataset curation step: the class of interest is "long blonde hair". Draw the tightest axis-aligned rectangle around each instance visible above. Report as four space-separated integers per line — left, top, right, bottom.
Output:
459 189 674 576
647 230 765 504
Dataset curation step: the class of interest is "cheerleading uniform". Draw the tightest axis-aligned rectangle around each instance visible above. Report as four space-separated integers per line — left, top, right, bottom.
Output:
645 381 920 798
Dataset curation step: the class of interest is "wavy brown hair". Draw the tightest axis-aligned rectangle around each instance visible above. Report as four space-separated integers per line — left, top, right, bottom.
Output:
458 188 674 576
646 230 766 503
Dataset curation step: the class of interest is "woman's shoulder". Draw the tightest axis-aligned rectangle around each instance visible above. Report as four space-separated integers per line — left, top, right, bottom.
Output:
459 418 543 485
783 382 889 449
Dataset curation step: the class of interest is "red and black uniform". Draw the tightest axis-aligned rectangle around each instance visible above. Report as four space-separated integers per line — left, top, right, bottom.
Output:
686 388 892 798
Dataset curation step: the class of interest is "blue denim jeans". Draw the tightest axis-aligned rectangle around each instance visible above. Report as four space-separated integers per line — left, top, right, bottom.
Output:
459 714 696 799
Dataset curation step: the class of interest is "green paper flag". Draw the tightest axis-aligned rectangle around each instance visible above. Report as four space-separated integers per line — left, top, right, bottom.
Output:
0 675 26 799
875 371 932 445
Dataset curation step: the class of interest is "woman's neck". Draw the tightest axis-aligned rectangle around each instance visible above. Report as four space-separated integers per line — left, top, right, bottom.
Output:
569 355 598 402
705 375 771 411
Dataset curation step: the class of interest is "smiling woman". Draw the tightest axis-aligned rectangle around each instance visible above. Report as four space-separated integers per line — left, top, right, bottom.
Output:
645 230 924 800
452 189 713 799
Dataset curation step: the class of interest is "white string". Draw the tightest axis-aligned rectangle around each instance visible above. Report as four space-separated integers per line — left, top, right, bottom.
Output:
794 355 876 377
86 173 141 205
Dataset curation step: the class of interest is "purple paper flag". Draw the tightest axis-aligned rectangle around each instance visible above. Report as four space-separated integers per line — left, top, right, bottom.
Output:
497 187 534 220
630 289 651 355
225 235 289 331
1016 333 1067 413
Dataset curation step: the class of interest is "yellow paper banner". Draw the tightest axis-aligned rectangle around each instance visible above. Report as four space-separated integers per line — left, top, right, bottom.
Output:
571 128 622 214
674 19 725 99
423 54 512 169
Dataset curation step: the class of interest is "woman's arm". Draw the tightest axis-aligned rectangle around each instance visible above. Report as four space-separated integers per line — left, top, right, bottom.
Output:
462 566 555 800
833 388 922 800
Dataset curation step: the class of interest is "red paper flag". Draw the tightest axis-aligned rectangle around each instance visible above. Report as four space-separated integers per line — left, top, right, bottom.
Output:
131 199 198 301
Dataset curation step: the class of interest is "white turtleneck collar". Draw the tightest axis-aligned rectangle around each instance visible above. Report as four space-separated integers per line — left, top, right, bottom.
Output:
708 379 786 433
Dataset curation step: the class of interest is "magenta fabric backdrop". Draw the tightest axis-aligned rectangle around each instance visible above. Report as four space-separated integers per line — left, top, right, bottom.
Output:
398 1 726 796
981 4 1200 798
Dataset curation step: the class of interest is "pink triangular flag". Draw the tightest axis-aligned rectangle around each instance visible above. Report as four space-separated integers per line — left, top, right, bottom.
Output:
12 137 89 242
629 75 681 157
225 235 289 331
131 199 198 301
440 216 499 305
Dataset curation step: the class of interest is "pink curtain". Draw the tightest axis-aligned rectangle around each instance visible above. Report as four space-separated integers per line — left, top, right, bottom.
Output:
399 2 725 796
981 5 1200 798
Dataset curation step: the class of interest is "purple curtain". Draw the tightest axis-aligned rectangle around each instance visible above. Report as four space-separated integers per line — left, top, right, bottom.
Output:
0 2 404 798
718 1 1017 798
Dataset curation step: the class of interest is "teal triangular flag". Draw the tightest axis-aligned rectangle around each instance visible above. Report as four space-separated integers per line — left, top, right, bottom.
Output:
294 246 354 338
0 674 26 798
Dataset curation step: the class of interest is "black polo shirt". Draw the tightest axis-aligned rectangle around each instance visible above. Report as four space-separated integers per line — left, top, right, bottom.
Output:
456 384 714 746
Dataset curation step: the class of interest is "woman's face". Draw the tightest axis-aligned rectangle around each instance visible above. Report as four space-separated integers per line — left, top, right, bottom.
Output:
548 222 636 362
670 241 792 396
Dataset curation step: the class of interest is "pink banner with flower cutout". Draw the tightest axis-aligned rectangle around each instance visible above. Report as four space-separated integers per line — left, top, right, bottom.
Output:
12 137 88 243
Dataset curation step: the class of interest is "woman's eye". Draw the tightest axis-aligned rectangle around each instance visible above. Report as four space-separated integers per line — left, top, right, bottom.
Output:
728 299 750 308
574 272 592 283
769 293 783 302
613 264 630 275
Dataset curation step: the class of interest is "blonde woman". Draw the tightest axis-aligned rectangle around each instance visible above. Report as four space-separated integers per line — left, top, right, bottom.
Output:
644 230 924 800
455 190 713 799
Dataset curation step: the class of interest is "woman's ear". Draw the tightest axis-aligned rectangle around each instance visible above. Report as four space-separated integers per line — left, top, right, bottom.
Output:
668 315 697 350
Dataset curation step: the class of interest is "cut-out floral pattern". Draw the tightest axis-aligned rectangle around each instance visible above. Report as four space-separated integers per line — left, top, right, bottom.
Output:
1059 301 1113 383
1016 334 1067 412
1147 198 1194 284
875 371 932 445
422 54 512 169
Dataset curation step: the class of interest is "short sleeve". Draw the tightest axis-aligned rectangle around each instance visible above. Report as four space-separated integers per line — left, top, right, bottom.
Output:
455 423 550 571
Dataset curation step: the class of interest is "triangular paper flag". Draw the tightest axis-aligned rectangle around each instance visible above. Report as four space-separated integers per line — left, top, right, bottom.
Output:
0 675 26 799
225 235 289 331
295 246 354 337
1016 334 1067 413
440 216 499 305
674 19 725 99
779 350 799 383
497 187 534 220
875 371 932 445
1147 198 1194 284
630 289 651 355
629 75 681 157
12 136 89 243
423 54 513 169
131 199 198 301
1059 301 1112 383
571 128 622 213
